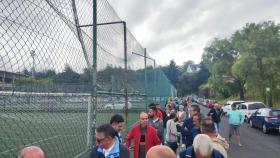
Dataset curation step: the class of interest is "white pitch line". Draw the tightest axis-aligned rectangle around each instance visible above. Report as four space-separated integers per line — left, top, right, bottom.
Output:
73 148 91 158
61 115 85 121
0 137 34 141
0 135 60 154
59 134 85 137
0 113 18 120
0 114 85 124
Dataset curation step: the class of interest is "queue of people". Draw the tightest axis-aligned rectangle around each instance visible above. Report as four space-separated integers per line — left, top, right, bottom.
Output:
18 97 244 158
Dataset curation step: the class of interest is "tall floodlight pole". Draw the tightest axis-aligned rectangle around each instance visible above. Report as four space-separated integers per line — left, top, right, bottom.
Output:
30 50 36 78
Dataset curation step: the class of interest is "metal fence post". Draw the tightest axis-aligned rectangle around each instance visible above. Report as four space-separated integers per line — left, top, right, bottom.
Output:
92 0 97 147
144 48 147 109
153 61 156 103
123 22 129 132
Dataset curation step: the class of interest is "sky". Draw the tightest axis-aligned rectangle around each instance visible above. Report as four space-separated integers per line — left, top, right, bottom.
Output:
107 0 280 66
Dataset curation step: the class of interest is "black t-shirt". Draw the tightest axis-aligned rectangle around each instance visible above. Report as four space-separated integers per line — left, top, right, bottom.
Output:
208 108 220 123
139 127 146 158
140 135 145 142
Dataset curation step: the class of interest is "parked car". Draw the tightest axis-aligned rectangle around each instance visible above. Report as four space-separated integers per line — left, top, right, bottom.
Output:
238 102 266 123
249 108 280 134
104 101 132 110
222 100 245 113
197 98 207 107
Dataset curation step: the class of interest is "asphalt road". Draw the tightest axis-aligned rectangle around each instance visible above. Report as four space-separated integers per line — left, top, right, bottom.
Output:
198 104 280 158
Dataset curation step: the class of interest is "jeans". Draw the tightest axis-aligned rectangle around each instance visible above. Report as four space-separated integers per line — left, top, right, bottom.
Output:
214 122 220 133
166 141 178 153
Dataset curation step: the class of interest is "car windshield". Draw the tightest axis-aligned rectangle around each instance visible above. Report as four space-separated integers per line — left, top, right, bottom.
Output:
270 110 280 116
248 103 266 110
233 101 244 105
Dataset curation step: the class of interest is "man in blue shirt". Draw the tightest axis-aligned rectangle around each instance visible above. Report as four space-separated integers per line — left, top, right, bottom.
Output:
90 124 129 158
181 104 200 147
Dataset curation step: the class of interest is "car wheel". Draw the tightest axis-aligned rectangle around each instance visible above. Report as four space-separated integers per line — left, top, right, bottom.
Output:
262 124 268 134
249 120 254 128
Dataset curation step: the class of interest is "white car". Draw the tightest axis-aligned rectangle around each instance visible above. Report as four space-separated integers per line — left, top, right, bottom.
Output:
104 101 132 110
222 100 245 113
238 102 266 123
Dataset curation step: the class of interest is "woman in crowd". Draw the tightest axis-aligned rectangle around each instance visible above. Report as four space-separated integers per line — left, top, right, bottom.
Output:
165 112 178 153
176 105 187 145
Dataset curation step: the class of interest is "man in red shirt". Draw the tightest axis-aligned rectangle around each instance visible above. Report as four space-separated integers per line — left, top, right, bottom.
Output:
126 112 160 158
148 103 163 120
155 103 163 120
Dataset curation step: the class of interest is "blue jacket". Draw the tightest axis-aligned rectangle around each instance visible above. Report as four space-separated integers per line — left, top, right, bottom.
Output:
179 146 225 158
90 137 129 158
191 127 201 139
181 118 194 136
181 118 194 146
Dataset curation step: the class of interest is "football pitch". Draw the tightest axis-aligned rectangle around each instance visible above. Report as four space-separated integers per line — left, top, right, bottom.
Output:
0 111 139 158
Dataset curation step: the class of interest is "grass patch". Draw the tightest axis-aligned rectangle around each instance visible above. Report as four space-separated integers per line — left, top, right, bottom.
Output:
0 111 139 158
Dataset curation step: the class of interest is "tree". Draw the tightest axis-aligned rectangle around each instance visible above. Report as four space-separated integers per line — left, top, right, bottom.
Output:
231 21 280 105
36 70 56 79
55 64 80 83
231 55 259 99
202 38 239 98
23 68 31 76
202 21 280 105
176 62 209 96
15 77 54 87
80 68 92 83
162 60 180 86
181 60 194 72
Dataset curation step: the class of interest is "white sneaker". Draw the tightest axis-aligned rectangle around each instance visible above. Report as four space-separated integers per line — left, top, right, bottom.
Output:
238 143 243 147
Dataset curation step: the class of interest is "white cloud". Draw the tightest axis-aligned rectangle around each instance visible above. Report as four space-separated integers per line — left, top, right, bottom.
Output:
108 0 280 66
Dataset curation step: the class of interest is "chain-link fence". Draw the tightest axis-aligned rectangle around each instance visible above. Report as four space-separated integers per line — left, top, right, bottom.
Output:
0 0 177 157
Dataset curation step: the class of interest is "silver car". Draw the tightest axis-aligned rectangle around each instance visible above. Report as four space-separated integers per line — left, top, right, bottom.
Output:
104 101 132 110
